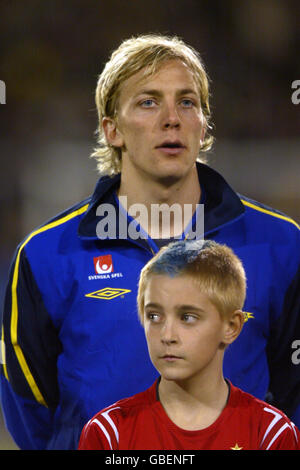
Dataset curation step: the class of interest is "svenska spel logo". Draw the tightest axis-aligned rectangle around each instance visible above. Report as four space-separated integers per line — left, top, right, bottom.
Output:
94 255 113 274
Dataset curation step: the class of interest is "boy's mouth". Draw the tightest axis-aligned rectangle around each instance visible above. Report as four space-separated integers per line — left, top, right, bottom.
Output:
160 354 183 361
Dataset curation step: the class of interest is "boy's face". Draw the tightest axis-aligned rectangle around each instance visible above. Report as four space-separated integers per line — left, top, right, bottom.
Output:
143 274 232 384
103 59 206 186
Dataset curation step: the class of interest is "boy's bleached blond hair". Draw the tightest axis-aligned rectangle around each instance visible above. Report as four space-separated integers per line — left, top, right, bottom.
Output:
137 240 246 325
91 34 214 176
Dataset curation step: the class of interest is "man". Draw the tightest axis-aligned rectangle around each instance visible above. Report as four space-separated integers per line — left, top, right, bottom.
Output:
1 34 300 450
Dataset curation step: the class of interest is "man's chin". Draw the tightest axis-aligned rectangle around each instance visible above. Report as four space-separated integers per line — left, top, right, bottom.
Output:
154 173 183 187
152 163 192 187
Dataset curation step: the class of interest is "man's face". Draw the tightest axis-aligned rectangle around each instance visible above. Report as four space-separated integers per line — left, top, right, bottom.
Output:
103 60 206 186
143 274 228 384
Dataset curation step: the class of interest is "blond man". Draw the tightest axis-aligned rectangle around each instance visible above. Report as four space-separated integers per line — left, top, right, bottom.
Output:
1 34 300 450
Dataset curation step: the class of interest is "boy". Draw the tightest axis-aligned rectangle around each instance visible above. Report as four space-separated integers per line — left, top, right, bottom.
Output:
78 240 300 450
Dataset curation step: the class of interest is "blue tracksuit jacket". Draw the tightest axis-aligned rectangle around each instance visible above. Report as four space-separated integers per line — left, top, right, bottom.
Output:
1 163 300 449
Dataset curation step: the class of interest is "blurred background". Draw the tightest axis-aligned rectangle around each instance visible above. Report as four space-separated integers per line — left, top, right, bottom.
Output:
0 0 299 449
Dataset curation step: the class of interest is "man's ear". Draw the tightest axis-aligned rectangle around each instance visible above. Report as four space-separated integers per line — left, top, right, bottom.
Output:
223 310 244 346
199 115 207 147
102 117 124 148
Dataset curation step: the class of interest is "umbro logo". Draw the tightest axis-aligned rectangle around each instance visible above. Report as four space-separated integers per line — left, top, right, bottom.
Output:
85 287 131 300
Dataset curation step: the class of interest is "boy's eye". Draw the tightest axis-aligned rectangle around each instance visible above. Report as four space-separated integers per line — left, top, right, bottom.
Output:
146 312 160 322
181 313 197 323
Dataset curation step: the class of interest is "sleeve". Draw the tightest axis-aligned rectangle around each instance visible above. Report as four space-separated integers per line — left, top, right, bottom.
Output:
78 412 120 450
0 243 62 449
259 406 300 450
267 421 300 450
266 230 300 427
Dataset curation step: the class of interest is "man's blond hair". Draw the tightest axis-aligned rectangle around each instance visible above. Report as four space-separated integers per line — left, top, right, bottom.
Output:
92 34 214 176
137 240 246 325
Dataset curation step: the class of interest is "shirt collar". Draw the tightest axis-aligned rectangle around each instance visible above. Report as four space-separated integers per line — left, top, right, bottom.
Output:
77 162 245 240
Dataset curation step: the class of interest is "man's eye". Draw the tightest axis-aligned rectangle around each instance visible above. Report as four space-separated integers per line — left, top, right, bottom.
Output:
140 99 155 107
181 99 194 108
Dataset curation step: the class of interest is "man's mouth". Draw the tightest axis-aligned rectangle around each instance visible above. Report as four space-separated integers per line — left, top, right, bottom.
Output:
155 141 185 155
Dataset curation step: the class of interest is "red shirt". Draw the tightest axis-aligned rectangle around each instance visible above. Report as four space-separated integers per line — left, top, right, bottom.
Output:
78 381 300 450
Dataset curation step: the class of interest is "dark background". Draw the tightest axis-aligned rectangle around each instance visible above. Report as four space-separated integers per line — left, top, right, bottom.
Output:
0 0 299 449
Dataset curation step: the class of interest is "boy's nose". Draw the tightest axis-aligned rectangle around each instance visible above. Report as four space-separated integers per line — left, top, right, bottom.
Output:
160 320 178 344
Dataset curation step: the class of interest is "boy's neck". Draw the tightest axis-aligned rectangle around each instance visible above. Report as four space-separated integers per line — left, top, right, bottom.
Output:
158 374 229 431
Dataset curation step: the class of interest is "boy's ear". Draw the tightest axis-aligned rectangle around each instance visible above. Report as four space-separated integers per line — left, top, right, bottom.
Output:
223 310 244 346
102 117 124 148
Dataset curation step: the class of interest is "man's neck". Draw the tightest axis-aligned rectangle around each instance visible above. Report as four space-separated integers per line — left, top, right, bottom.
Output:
117 167 201 238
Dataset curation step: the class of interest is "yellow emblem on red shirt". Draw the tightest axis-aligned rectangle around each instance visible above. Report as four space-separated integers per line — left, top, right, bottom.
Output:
230 443 243 450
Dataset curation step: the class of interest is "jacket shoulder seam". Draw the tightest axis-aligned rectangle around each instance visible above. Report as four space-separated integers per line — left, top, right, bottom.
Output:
241 198 299 230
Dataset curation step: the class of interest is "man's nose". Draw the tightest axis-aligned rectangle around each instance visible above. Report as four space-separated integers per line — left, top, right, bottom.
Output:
161 102 180 129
